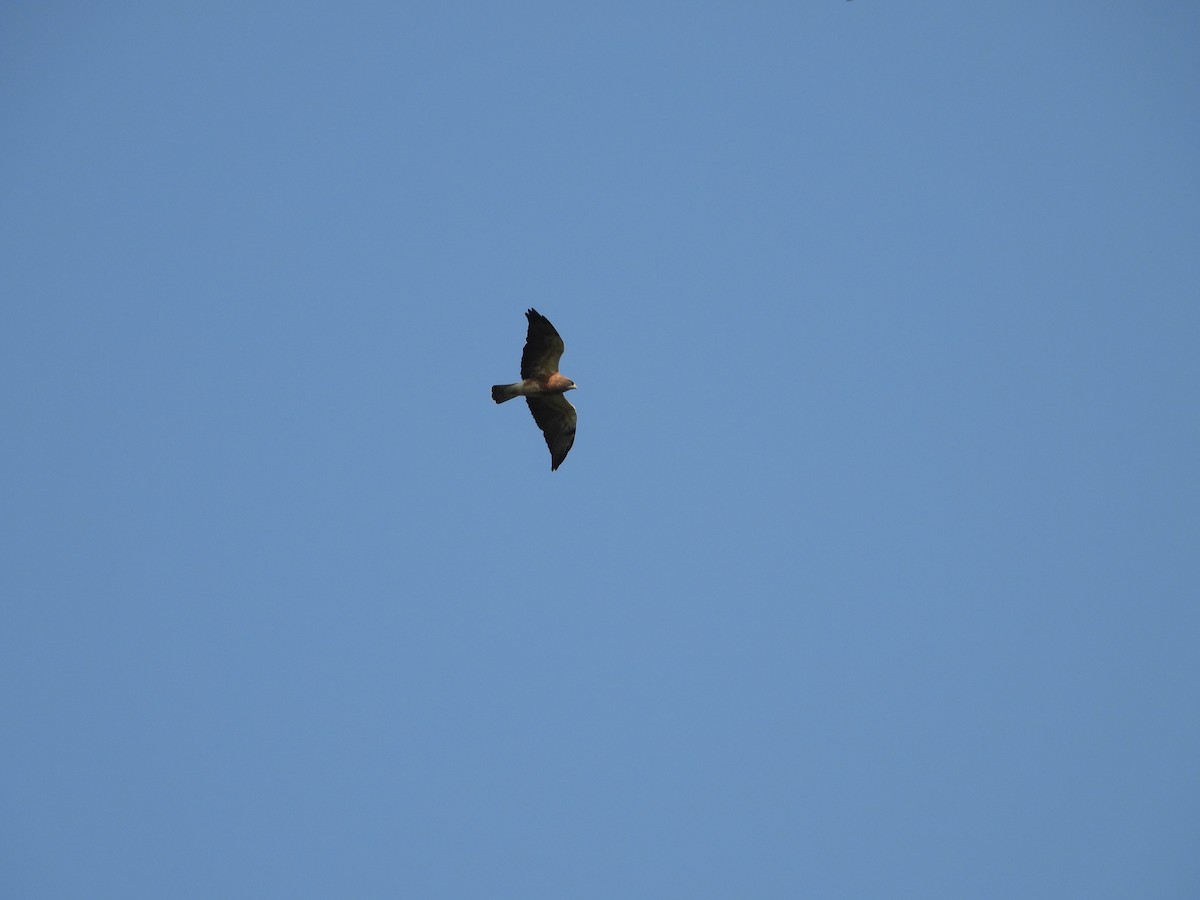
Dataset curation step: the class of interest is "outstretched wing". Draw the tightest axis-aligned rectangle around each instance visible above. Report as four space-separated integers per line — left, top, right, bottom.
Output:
526 393 577 471
520 308 565 379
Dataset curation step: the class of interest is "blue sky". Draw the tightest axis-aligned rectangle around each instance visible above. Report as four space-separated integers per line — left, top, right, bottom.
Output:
3 2 1198 897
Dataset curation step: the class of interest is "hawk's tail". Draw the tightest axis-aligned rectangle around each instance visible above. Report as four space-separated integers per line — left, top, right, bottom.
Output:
491 383 520 404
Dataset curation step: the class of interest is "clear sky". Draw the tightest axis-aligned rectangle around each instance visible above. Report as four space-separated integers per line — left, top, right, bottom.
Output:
3 3 1198 897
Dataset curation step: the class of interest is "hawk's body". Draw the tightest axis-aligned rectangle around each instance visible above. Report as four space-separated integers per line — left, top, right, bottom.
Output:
491 309 577 470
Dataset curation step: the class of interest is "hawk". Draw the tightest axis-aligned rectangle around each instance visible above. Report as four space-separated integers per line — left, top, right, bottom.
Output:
491 309 578 470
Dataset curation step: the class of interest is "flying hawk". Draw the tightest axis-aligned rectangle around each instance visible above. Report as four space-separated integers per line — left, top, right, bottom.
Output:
491 309 578 470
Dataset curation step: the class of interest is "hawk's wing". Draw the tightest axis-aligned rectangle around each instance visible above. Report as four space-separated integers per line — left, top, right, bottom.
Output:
520 308 565 379
526 393 576 471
